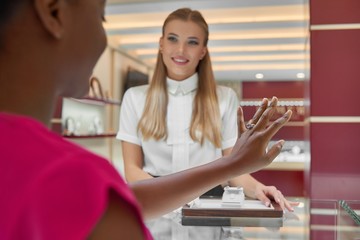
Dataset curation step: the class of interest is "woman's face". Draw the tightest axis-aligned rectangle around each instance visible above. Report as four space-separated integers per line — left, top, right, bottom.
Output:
160 19 207 81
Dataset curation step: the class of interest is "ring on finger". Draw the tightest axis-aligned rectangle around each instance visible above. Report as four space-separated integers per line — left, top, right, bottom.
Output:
246 123 255 129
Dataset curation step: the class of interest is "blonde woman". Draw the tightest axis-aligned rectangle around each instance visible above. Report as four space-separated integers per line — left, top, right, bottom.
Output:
118 8 298 211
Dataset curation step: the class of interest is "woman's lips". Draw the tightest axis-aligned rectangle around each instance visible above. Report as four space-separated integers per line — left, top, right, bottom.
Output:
172 57 189 65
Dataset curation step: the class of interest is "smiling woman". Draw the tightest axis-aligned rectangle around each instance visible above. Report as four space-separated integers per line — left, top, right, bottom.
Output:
117 8 299 212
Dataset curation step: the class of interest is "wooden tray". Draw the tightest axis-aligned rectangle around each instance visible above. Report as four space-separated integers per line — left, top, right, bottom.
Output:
181 199 283 227
182 199 283 218
181 215 283 227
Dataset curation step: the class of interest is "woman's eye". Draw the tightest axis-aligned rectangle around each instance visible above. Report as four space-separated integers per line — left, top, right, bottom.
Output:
188 40 199 45
167 36 177 42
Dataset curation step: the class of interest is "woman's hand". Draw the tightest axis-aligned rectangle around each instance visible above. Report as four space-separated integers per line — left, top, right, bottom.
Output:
253 184 300 212
226 97 292 175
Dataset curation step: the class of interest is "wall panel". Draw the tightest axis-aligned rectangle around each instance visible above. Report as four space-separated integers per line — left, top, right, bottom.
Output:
309 0 360 200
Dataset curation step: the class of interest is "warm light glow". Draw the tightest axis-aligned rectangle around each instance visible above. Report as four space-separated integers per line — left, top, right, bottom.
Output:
134 44 307 56
143 54 309 64
104 3 309 80
104 5 309 30
209 29 308 41
240 100 305 106
112 28 308 45
297 72 305 78
211 54 309 62
213 63 307 71
255 73 264 79
209 44 307 53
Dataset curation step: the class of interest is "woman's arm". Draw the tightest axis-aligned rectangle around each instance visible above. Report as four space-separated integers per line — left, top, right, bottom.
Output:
130 97 292 219
222 149 266 199
122 141 153 183
118 87 152 183
88 191 145 240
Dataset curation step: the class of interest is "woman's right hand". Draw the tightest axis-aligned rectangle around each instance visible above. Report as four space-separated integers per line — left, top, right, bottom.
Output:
226 97 292 176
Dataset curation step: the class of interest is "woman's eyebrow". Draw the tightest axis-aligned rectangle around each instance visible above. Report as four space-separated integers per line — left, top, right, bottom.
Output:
167 33 178 37
188 36 200 41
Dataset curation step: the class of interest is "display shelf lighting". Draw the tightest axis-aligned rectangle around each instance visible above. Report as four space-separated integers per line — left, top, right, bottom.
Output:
240 100 304 107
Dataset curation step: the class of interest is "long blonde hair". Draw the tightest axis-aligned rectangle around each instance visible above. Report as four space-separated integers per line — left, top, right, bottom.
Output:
137 8 222 147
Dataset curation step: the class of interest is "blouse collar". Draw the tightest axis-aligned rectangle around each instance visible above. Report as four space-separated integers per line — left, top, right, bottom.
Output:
167 73 198 95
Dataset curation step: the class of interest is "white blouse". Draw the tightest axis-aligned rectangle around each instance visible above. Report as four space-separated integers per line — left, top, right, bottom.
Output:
117 74 238 176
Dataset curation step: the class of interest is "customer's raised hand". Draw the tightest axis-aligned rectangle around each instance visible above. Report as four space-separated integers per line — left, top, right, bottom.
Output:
227 97 292 176
237 98 269 134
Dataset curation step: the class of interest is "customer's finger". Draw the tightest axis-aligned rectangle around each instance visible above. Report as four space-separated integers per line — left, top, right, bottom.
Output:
264 140 285 163
252 97 278 131
247 98 268 126
262 110 292 142
237 106 247 135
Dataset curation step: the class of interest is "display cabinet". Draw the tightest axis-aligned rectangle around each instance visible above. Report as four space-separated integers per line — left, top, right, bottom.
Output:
51 93 121 163
52 96 120 138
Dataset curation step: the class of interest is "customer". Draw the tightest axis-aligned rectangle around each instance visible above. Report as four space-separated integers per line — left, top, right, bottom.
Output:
1 0 291 239
118 8 298 211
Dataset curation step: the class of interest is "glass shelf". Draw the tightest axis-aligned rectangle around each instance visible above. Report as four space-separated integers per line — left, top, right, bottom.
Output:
69 97 121 106
146 198 360 240
339 200 360 226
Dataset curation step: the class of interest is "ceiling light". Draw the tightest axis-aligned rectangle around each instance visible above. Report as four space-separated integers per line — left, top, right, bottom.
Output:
297 73 305 78
255 73 264 79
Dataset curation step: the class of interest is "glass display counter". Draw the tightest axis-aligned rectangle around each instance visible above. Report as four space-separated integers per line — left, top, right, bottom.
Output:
146 198 360 239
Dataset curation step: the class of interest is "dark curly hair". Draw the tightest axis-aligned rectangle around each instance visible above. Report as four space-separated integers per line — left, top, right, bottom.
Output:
0 0 26 24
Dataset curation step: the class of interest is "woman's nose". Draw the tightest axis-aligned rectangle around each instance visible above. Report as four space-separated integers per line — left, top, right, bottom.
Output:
176 42 186 54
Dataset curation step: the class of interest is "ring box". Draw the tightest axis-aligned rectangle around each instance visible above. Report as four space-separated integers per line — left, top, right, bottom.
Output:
221 186 245 207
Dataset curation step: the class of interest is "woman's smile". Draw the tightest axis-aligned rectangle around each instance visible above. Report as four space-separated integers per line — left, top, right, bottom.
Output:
172 56 189 65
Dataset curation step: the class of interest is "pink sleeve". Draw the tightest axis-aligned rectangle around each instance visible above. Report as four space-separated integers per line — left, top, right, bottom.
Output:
17 152 152 240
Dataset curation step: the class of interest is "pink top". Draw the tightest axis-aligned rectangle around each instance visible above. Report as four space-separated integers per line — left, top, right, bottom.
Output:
0 113 153 240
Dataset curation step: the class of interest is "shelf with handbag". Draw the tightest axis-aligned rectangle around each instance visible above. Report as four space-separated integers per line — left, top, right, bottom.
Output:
51 76 120 139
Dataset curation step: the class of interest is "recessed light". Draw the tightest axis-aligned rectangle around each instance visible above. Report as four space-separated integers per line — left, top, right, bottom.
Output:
297 73 305 78
255 73 264 79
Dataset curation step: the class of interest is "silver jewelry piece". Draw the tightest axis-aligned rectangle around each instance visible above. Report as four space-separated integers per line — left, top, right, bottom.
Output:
246 123 255 130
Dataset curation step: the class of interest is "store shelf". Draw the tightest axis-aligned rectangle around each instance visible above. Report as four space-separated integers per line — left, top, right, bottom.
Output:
57 97 120 138
264 161 305 171
69 97 121 106
63 133 117 139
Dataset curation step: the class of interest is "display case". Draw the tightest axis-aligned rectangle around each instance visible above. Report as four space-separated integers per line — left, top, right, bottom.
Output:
52 96 120 139
146 198 360 239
